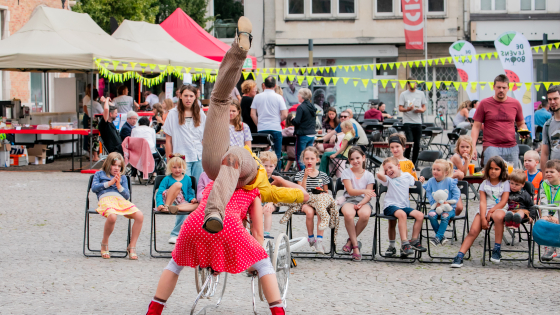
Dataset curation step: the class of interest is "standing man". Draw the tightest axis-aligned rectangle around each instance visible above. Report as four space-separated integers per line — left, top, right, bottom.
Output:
141 90 159 110
251 76 288 169
98 97 123 155
471 74 528 168
398 78 427 164
113 85 139 113
535 100 552 128
541 86 560 167
283 79 300 107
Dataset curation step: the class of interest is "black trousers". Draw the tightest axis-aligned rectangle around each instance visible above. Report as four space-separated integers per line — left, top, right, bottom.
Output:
403 123 422 165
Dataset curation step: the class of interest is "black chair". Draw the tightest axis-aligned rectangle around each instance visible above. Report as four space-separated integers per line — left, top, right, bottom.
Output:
251 133 274 153
415 150 443 168
374 181 424 263
531 184 560 269
362 122 384 135
362 119 380 124
150 175 197 258
420 180 471 263
482 181 534 267
331 178 377 260
365 149 383 174
280 136 297 171
392 121 404 132
329 137 359 177
83 175 132 258
518 144 531 169
287 180 336 259
383 118 399 126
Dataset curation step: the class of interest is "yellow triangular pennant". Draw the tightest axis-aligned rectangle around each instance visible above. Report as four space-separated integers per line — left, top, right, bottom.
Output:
428 60 433 66
534 46 540 53
471 82 478 91
534 83 541 92
488 82 494 90
460 56 465 62
342 77 350 84
122 63 128 71
332 77 340 85
306 76 314 85
381 79 389 88
376 64 381 70
371 79 378 85
350 66 356 72
279 75 286 84
395 63 401 69
331 66 337 73
288 68 293 74
525 82 532 91
544 82 552 90
382 63 387 70
461 82 468 91
452 82 460 90
297 76 305 85
399 80 406 89
357 65 362 71
325 67 330 73
435 81 442 89
362 79 369 88
493 52 499 59
446 57 452 64
312 67 317 74
324 77 331 85
388 63 394 70
421 61 426 67
409 82 415 88
408 61 414 68
391 81 397 88
439 58 446 65
414 61 420 68
112 60 119 70
548 44 553 51
555 43 560 49
508 82 514 90
344 66 349 72
444 81 452 89
242 72 250 79
287 75 295 82
426 82 433 90
353 80 359 87
402 62 408 68
434 59 440 65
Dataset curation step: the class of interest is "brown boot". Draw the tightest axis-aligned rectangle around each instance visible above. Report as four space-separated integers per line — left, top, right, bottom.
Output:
202 213 224 234
237 17 253 51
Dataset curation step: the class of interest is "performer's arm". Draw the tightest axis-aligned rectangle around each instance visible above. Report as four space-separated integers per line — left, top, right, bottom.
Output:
249 196 264 245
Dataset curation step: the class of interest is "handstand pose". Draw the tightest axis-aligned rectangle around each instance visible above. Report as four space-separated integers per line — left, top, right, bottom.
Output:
201 17 309 234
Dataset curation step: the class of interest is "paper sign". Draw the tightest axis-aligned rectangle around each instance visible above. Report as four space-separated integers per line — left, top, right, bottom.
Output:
183 73 192 85
165 82 174 100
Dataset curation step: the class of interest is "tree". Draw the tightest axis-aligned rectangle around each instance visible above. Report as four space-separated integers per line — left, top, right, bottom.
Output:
73 0 159 33
155 0 213 30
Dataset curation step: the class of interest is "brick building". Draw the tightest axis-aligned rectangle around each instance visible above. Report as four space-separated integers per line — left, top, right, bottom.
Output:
0 0 70 105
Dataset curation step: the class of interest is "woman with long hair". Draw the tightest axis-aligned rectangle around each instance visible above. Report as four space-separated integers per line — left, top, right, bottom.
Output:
291 88 317 170
453 100 471 130
229 100 252 147
322 107 339 133
162 84 206 244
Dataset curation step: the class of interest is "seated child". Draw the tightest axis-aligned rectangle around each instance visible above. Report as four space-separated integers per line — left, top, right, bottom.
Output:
538 160 560 261
505 169 535 228
448 135 472 215
340 147 376 261
319 120 354 176
156 155 199 214
293 147 332 254
282 112 296 172
451 156 510 268
523 150 542 197
377 157 426 257
261 151 282 239
92 152 143 260
423 159 460 246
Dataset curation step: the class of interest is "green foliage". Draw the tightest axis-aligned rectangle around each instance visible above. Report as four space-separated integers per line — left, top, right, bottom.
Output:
73 0 159 33
155 0 214 30
214 0 243 22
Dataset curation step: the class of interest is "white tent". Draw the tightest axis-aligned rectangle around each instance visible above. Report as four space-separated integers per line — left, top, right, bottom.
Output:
112 20 219 71
0 6 166 72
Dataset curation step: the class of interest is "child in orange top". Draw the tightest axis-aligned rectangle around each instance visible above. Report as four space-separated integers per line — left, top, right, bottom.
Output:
524 150 542 197
384 133 418 256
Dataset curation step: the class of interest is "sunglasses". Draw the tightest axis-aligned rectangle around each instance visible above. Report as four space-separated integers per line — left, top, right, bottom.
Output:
340 115 349 118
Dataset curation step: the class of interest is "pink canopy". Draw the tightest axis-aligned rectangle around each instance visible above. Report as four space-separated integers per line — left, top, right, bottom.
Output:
161 8 257 70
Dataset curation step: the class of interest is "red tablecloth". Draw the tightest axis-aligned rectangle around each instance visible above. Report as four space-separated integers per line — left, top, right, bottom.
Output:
0 128 99 136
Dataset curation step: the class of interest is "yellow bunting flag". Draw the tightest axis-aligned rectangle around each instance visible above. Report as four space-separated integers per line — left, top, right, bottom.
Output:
452 82 460 90
262 68 268 73
395 63 401 69
184 67 191 73
319 67 324 73
439 58 446 65
350 66 355 72
104 62 110 69
158 64 167 71
543 82 552 90
282 68 287 74
297 76 305 85
488 82 494 90
534 83 541 92
446 57 452 64
426 82 433 90
548 44 553 51
306 76 314 85
242 72 250 80
434 59 440 65
471 82 478 91
414 61 420 68
408 61 414 68
371 79 378 85
324 77 331 85
402 61 408 68
534 46 540 53
525 82 532 91
508 82 515 90
325 67 330 73
382 63 387 70
443 81 451 89
555 43 560 49
460 56 465 62
435 81 442 89
312 67 317 73
428 60 433 66
468 55 473 62
493 52 499 59
376 64 381 70
112 60 120 70
421 61 426 67
288 68 293 74
391 81 397 88
342 77 350 84
279 75 286 84
122 63 128 71
332 77 340 85
362 79 369 88
461 82 468 91
332 66 337 73
381 79 389 88
287 75 295 82
475 55 480 60
409 82 415 88
357 65 362 71
353 80 359 87
399 80 407 89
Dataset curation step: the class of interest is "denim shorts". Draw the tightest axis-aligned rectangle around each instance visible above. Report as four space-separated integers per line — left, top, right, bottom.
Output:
483 145 520 169
384 206 415 216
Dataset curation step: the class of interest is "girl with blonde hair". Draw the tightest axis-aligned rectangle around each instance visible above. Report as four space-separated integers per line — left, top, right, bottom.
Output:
155 155 199 218
453 100 472 130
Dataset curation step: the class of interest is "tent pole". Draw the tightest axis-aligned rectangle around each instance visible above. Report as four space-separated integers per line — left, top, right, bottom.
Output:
89 71 93 170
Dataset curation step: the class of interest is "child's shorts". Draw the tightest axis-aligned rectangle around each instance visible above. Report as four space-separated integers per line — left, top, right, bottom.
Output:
384 205 415 216
341 196 373 210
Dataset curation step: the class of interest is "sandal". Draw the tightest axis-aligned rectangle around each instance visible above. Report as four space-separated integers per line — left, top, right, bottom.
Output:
127 247 138 260
167 205 179 215
342 238 352 253
351 246 362 262
236 17 253 51
101 243 110 259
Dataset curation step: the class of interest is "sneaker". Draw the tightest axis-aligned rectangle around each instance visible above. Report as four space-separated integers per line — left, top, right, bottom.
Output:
400 244 414 256
504 211 514 223
512 213 522 224
314 239 325 254
440 238 449 246
410 240 427 252
384 246 396 257
450 256 463 268
168 236 178 244
429 237 441 247
146 300 165 315
264 234 274 240
308 238 316 249
542 247 557 261
490 248 502 263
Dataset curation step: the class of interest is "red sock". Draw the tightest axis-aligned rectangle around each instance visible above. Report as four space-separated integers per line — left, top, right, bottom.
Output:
270 306 285 315
146 300 165 315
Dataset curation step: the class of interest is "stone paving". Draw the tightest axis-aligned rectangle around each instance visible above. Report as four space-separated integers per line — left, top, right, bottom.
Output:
2 171 560 315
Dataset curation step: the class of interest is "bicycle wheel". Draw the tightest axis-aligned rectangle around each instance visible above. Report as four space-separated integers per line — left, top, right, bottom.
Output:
434 116 443 128
272 233 291 301
258 239 274 301
195 266 208 294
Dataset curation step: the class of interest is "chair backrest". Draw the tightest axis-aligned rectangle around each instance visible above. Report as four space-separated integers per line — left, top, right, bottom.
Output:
417 150 443 163
152 174 197 209
362 119 379 124
376 180 422 212
447 132 460 143
251 133 274 146
523 181 536 199
420 167 432 181
282 136 297 146
383 118 398 125
519 144 532 158
422 123 435 129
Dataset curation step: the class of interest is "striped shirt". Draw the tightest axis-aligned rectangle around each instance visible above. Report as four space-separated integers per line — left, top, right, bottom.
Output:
294 170 331 192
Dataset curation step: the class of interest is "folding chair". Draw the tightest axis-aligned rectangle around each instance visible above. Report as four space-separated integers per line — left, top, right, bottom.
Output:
420 180 471 263
251 133 274 154
137 149 167 186
362 122 384 136
373 180 424 263
518 144 531 170
150 175 197 258
286 180 335 259
482 181 534 267
91 136 110 169
328 137 359 178
280 136 297 172
531 184 560 269
83 174 132 258
331 178 376 260
415 150 442 168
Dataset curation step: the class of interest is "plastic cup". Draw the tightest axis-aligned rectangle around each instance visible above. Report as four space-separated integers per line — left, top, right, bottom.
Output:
507 162 513 174
468 163 475 175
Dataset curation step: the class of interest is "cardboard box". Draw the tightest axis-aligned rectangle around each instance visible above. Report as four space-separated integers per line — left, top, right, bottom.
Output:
28 156 46 165
10 154 28 166
28 144 48 160
0 146 9 168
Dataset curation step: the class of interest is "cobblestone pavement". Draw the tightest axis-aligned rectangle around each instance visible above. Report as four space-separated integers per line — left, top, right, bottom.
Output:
1 171 560 315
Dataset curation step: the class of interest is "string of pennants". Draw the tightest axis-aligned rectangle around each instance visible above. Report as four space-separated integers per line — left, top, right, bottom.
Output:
242 71 560 92
93 42 560 85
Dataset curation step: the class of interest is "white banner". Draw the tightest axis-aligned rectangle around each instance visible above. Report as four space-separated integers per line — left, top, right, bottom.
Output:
165 82 174 100
449 40 479 101
494 31 535 137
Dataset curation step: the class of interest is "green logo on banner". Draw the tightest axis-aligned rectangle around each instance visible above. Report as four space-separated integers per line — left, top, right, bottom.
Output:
243 58 253 69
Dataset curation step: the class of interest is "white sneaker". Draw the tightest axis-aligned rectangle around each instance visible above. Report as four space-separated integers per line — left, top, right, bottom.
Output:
314 239 325 254
308 237 315 248
168 236 178 244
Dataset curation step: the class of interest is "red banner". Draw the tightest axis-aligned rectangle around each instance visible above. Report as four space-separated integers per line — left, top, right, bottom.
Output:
402 0 424 50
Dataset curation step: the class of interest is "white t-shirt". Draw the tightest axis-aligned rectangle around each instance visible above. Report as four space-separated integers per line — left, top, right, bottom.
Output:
113 95 135 114
341 168 376 198
251 89 287 132
162 108 206 162
398 90 427 124
469 108 476 119
351 118 369 146
83 95 103 116
479 180 510 212
146 94 159 109
131 125 156 154
379 172 416 209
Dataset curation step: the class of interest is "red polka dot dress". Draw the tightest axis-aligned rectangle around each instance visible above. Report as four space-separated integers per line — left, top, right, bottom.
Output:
172 182 268 274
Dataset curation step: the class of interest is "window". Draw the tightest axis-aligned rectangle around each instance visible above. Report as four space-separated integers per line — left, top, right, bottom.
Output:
312 0 331 14
288 0 304 14
481 0 506 11
428 0 444 12
376 0 393 13
339 0 355 13
520 0 546 11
